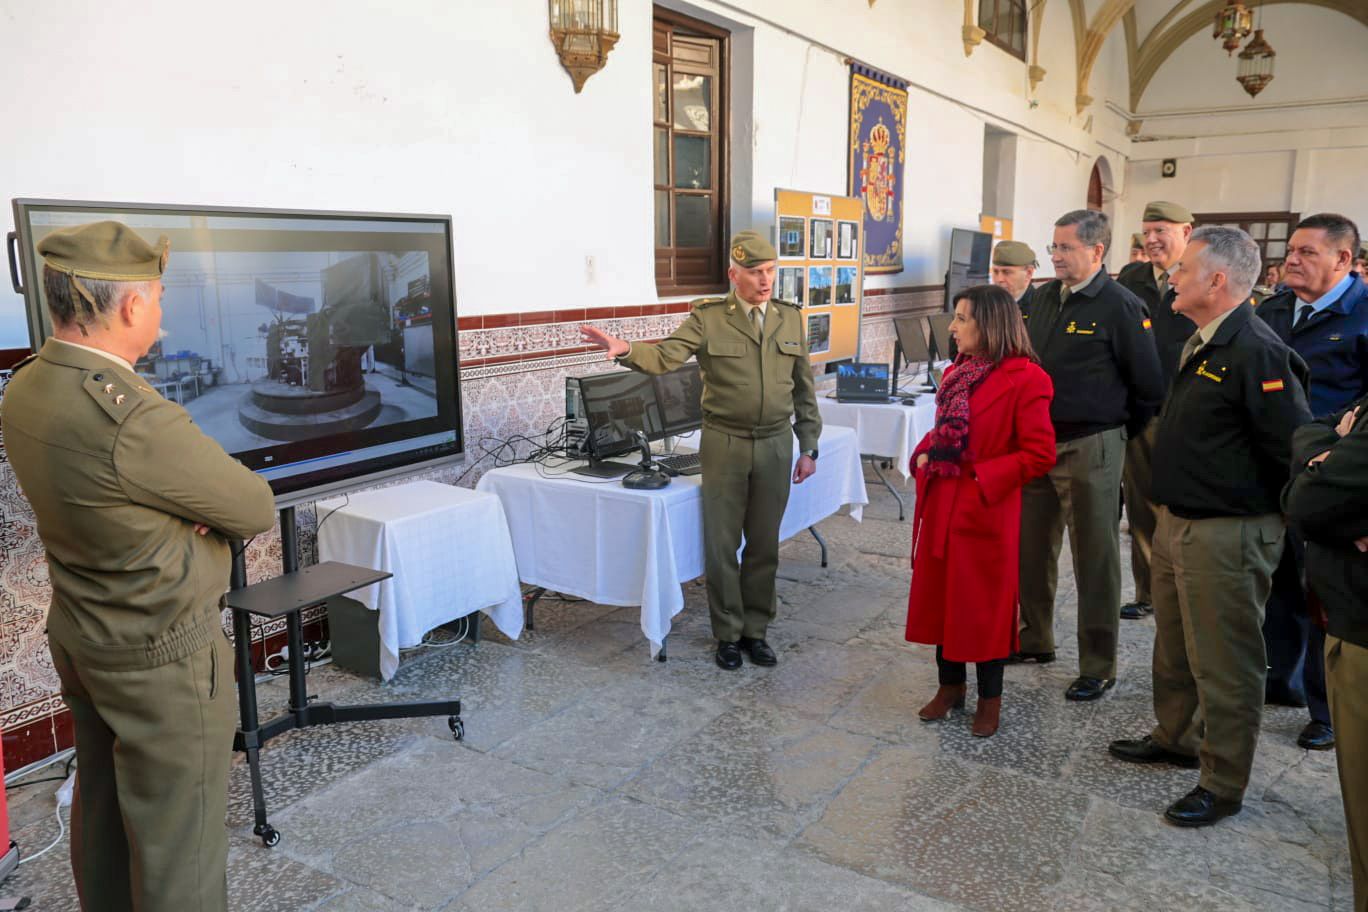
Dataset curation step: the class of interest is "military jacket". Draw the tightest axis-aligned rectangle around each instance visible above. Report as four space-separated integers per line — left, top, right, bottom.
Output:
620 291 822 452
1025 270 1165 442
1 340 276 670
1255 277 1368 418
1152 303 1312 520
1117 260 1196 383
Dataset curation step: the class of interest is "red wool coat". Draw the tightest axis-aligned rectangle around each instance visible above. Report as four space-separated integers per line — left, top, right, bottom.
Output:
905 357 1056 663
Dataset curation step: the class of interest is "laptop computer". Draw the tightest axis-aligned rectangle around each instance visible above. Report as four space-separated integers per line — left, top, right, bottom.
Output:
835 362 893 403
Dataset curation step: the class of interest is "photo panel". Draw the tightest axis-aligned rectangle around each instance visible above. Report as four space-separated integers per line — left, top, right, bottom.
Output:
837 220 860 260
808 266 833 308
778 216 806 259
807 312 831 355
809 219 833 259
835 266 857 305
777 266 805 306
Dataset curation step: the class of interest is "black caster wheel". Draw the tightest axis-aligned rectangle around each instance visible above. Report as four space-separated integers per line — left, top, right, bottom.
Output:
257 825 280 848
448 716 465 741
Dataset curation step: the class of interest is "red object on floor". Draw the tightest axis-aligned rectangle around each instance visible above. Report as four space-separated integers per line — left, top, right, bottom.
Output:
0 731 16 882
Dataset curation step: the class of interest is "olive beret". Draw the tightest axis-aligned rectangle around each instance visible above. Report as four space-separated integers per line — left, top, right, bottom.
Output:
991 240 1037 267
1142 201 1194 224
730 230 777 268
37 220 169 281
1131 232 1145 250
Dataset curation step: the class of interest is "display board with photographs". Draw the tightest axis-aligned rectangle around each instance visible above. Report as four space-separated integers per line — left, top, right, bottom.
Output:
773 188 863 365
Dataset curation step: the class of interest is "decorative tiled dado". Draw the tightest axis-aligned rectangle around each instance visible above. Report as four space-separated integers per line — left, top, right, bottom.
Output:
0 291 940 772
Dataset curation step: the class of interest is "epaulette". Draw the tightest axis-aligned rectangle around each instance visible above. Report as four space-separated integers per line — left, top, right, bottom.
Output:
9 353 38 374
776 298 802 310
691 296 727 309
82 368 149 425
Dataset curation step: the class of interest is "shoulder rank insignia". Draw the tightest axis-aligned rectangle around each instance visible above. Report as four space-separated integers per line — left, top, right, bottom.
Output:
693 296 727 309
1261 379 1285 393
1195 360 1227 383
10 353 38 373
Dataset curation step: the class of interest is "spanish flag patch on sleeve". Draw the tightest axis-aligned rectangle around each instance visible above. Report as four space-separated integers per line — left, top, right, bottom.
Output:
1261 379 1285 393
1142 318 1152 330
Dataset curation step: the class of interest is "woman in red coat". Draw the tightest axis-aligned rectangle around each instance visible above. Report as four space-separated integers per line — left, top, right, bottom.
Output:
906 284 1056 737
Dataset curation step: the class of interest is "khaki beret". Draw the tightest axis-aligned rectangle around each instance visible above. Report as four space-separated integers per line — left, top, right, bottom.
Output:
1142 201 1193 224
730 230 777 267
37 220 169 282
1131 233 1145 250
992 240 1037 267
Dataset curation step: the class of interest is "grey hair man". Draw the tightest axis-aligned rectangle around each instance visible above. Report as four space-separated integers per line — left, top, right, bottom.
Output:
1014 209 1165 702
1110 225 1313 828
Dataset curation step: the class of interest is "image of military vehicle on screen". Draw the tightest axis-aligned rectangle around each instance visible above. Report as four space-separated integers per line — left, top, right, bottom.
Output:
148 249 439 452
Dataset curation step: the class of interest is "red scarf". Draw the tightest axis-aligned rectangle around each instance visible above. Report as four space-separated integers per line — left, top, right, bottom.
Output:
926 355 995 477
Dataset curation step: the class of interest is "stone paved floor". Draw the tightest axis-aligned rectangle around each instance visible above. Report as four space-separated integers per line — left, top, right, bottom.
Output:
3 474 1353 910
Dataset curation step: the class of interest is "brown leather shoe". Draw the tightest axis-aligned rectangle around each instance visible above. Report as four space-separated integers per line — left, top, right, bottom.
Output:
972 696 1001 737
918 684 966 721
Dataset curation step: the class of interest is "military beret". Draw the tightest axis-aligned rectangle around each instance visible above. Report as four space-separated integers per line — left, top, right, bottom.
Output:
992 240 1037 267
1131 233 1145 250
37 220 169 282
1142 201 1193 224
730 230 777 267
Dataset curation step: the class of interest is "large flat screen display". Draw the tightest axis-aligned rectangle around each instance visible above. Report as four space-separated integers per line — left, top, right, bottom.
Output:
8 199 464 505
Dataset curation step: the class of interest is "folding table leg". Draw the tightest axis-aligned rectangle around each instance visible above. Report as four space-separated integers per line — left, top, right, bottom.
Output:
866 455 906 521
808 526 829 568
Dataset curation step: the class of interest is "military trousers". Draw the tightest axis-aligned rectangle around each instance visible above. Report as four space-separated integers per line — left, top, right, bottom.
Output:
699 427 793 642
1149 507 1282 801
1326 635 1368 912
1121 418 1158 604
50 631 237 912
1018 426 1125 680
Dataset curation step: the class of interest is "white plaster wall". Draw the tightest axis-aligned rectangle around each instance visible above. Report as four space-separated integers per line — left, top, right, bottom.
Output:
1138 5 1368 113
0 0 1135 347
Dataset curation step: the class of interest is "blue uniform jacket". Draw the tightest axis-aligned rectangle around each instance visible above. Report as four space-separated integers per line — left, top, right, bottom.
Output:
1255 276 1368 418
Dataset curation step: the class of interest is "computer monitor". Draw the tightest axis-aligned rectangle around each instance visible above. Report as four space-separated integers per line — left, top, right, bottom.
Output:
945 228 992 311
836 362 892 402
926 312 956 361
892 316 936 394
570 370 661 477
653 362 703 436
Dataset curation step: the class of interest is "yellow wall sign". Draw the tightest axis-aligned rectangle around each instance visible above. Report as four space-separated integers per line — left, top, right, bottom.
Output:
774 188 863 366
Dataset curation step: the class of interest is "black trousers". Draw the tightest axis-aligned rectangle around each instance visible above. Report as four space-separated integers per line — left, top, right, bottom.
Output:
936 646 1005 699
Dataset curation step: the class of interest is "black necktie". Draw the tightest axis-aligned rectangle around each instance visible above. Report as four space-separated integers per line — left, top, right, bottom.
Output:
1293 306 1313 331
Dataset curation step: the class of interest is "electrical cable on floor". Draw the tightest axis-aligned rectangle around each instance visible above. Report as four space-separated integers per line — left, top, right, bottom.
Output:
17 801 65 866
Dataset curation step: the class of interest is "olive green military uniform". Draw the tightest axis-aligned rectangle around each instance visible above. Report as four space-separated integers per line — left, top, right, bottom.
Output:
619 240 821 642
1 222 276 912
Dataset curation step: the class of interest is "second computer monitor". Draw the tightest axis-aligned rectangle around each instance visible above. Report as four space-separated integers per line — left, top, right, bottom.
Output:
653 362 703 436
926 313 956 361
893 317 932 365
577 371 661 460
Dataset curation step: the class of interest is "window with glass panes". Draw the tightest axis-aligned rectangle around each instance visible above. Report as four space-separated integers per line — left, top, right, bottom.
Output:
978 0 1027 60
1193 211 1300 269
654 9 728 294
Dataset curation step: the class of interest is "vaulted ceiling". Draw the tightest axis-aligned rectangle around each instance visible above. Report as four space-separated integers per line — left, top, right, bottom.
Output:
1001 0 1368 113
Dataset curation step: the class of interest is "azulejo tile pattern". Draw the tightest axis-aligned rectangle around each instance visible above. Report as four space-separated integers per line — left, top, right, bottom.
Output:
2 477 1348 911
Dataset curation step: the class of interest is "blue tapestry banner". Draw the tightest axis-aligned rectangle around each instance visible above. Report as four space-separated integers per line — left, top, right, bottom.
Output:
848 63 908 274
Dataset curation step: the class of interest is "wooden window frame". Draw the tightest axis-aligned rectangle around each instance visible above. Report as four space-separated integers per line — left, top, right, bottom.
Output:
1192 210 1301 265
653 7 730 296
978 0 1027 61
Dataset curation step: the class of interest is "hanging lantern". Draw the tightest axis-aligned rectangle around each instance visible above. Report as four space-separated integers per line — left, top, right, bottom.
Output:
548 0 619 93
1212 2 1254 55
1236 28 1277 97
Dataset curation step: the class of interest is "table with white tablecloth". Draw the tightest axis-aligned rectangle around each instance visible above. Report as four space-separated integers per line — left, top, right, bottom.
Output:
475 424 867 658
317 480 524 680
816 395 936 520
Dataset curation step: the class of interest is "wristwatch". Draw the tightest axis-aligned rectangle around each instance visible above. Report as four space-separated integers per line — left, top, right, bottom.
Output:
801 448 819 460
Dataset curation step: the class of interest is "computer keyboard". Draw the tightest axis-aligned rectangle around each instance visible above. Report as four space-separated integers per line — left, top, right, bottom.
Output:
656 452 702 475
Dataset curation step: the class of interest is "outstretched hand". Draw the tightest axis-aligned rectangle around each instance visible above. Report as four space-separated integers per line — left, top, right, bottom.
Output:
580 324 629 360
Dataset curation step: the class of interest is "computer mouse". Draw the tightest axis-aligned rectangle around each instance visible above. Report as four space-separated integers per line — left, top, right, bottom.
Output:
622 468 671 490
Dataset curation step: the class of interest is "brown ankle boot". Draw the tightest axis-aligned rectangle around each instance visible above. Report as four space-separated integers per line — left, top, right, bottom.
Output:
972 696 1001 737
918 684 967 721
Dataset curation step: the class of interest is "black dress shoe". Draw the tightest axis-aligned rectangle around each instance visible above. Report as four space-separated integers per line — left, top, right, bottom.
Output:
715 640 742 670
1108 735 1200 768
1164 786 1242 828
738 636 777 666
1265 681 1308 708
1119 601 1152 620
1006 650 1056 665
1297 720 1336 751
1065 676 1116 701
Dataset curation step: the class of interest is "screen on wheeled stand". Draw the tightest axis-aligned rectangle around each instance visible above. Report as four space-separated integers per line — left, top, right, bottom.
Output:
9 199 464 505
